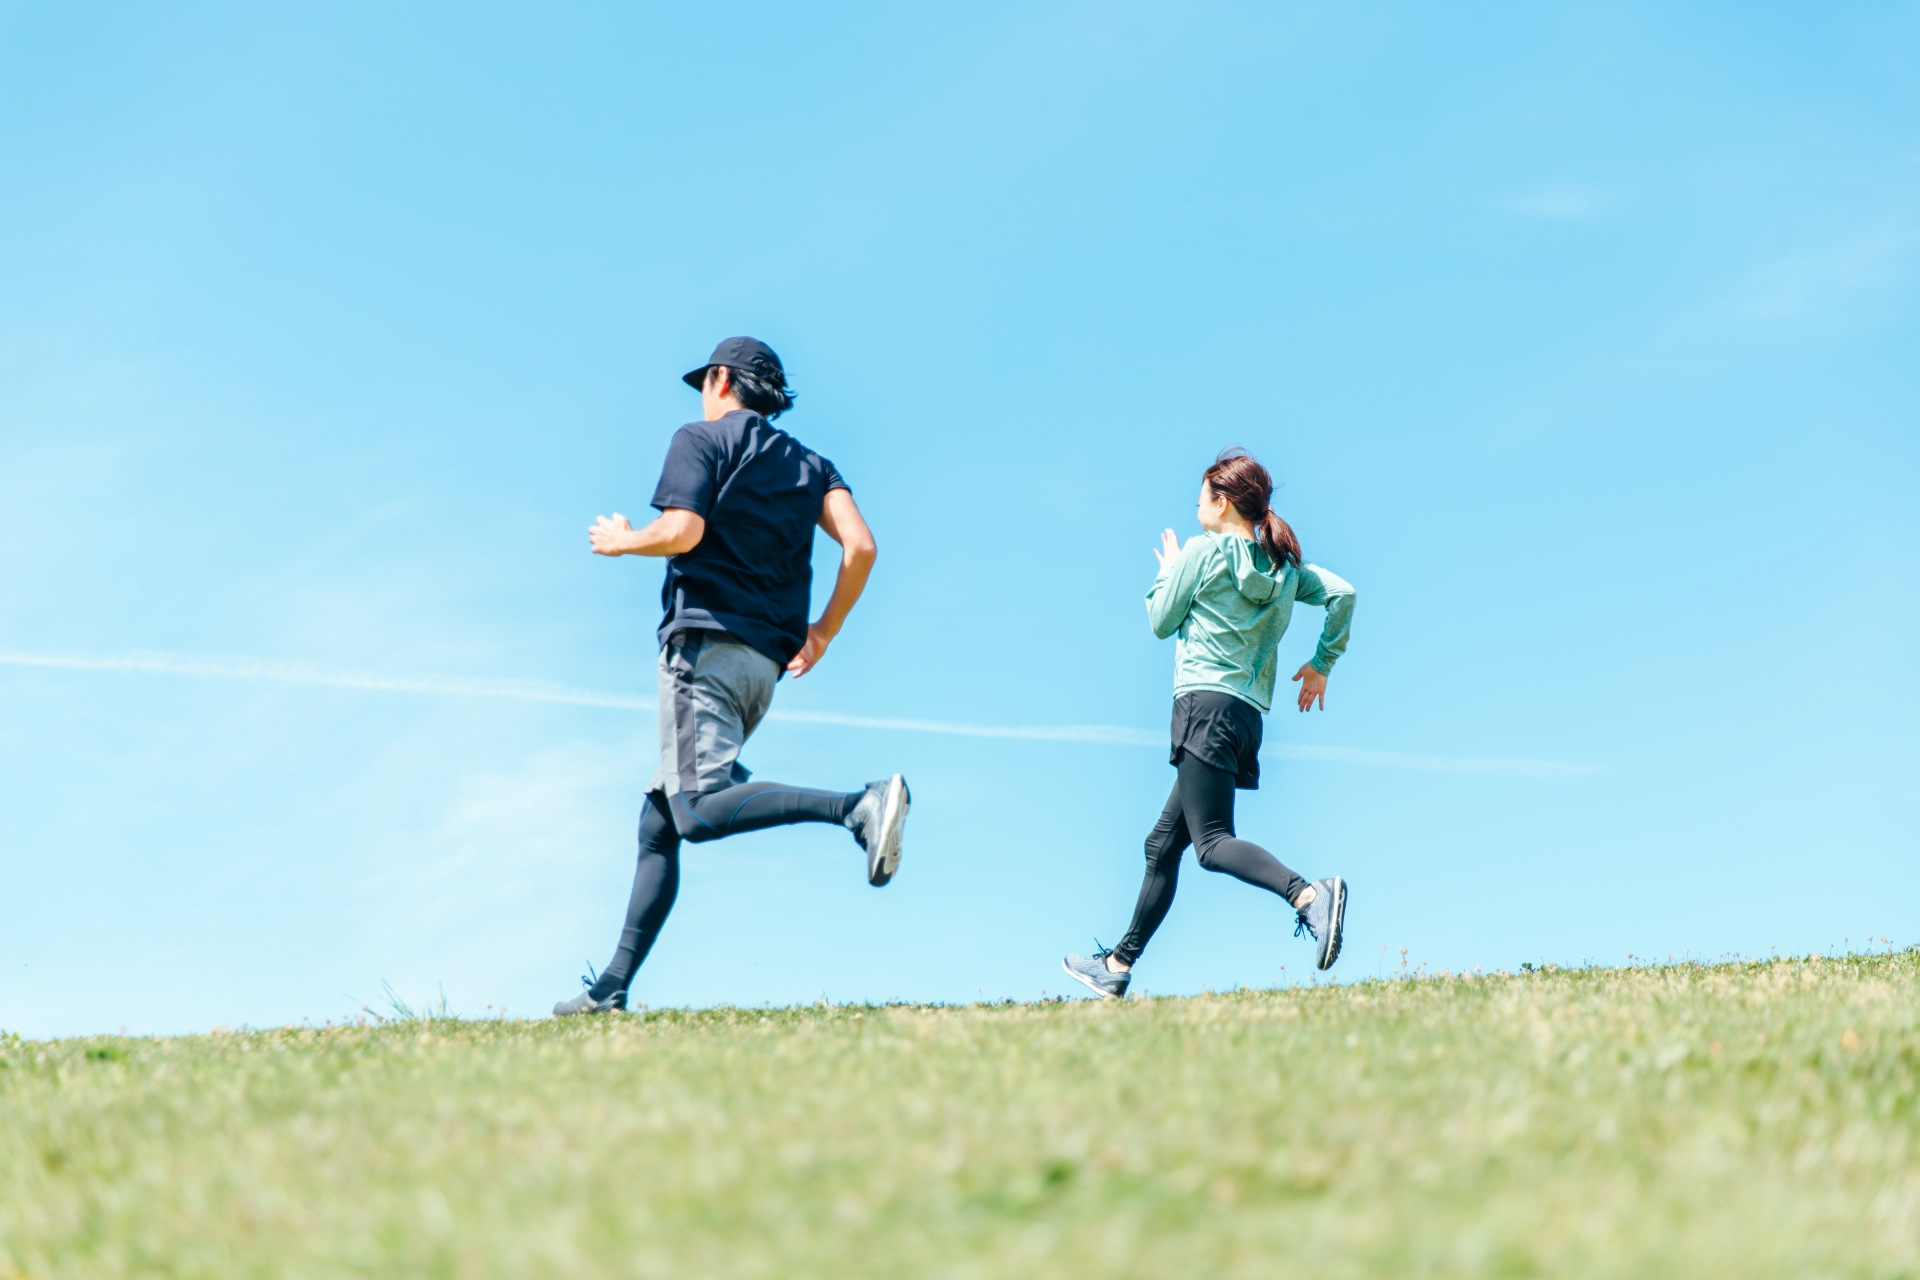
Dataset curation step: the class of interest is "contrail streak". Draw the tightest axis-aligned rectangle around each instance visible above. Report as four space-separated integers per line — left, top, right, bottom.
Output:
0 647 1601 775
1264 744 1600 777
763 708 1163 746
0 648 649 711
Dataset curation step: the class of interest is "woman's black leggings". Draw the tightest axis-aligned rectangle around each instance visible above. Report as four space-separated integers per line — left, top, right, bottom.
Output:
588 782 860 1000
1111 753 1308 967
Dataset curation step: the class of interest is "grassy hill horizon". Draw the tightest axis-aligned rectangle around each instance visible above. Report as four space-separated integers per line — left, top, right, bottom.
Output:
4 952 1917 1278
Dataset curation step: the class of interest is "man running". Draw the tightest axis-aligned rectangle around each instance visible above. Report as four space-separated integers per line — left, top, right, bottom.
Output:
554 337 910 1016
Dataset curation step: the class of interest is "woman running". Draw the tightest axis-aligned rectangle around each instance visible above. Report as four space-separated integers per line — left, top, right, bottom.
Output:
1063 448 1356 998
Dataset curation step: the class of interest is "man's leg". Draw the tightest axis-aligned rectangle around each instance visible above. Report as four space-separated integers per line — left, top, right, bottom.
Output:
588 791 683 1001
1109 780 1192 969
664 782 863 844
1176 753 1309 905
656 633 906 875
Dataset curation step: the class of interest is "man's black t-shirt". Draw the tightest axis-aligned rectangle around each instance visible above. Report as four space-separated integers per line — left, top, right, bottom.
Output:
650 410 847 669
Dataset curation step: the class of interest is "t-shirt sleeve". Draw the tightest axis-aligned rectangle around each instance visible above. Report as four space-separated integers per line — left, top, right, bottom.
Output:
651 426 724 517
819 454 850 494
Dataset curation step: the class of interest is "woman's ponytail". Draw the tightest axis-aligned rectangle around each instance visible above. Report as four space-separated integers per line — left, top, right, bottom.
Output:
1257 508 1302 570
1203 449 1302 569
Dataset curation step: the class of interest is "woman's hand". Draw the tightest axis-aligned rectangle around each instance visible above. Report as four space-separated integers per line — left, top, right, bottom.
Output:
1152 528 1182 570
1291 664 1328 712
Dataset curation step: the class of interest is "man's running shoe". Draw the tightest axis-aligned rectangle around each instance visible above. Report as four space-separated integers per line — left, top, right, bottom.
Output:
1293 876 1348 971
552 982 626 1018
845 774 910 886
1062 947 1130 1000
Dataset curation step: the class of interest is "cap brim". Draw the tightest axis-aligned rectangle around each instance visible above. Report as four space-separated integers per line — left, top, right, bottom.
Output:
681 366 709 389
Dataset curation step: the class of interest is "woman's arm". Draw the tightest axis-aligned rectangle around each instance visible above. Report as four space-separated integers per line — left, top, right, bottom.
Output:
1288 564 1356 710
1145 531 1208 639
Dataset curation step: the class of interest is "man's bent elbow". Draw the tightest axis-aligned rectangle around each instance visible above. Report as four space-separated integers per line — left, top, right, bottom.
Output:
659 511 706 556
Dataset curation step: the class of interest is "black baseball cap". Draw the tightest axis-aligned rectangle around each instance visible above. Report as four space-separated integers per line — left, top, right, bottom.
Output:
682 336 785 389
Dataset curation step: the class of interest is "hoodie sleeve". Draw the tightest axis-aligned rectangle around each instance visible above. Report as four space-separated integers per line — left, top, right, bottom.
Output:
1293 564 1356 674
1145 536 1210 639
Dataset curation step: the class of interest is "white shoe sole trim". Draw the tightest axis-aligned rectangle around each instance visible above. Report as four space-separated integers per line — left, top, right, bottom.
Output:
1060 957 1120 1000
871 774 908 885
1317 878 1347 970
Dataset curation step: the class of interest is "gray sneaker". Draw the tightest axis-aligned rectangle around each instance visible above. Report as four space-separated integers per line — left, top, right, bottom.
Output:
845 774 910 886
1061 947 1130 1000
1293 877 1347 971
552 982 626 1018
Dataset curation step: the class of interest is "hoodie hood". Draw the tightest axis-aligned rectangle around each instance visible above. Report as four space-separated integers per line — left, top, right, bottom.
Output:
1219 533 1281 604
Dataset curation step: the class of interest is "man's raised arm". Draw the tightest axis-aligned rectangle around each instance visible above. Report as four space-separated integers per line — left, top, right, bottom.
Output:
788 488 876 677
588 509 705 558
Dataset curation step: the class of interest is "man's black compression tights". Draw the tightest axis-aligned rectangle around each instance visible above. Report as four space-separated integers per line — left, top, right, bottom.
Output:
664 781 863 843
590 791 682 1000
1111 753 1308 967
589 782 864 1000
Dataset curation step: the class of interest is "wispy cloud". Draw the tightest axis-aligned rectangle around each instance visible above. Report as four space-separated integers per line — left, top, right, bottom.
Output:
1682 220 1920 330
0 647 1601 776
1500 184 1612 220
1666 208 1920 343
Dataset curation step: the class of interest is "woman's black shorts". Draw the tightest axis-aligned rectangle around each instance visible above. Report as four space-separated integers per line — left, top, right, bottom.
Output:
1168 689 1265 790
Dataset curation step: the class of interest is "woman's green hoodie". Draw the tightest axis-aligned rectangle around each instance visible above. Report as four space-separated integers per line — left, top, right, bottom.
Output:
1145 532 1355 713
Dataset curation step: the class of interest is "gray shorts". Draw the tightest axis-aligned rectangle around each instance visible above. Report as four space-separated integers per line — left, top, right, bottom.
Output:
648 631 779 799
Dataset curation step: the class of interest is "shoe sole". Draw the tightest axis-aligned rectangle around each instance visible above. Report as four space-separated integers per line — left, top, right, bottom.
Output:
552 998 624 1018
867 774 909 887
1316 877 1347 970
1060 957 1124 1000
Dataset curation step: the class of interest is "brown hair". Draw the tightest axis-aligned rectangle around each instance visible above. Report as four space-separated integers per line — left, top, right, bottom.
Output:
1202 448 1302 569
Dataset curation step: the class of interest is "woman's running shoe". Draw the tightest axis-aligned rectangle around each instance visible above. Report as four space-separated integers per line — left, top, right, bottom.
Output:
552 984 626 1017
1062 948 1130 999
1293 876 1348 970
845 774 910 886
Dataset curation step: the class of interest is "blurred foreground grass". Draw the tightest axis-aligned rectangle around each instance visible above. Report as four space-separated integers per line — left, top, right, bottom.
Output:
4 954 1918 1278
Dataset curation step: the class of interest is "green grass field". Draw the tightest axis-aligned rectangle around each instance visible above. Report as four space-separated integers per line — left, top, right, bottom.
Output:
4 953 1917 1278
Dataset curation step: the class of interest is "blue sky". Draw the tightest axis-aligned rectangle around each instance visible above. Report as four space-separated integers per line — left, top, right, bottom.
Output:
2 2 1916 1036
